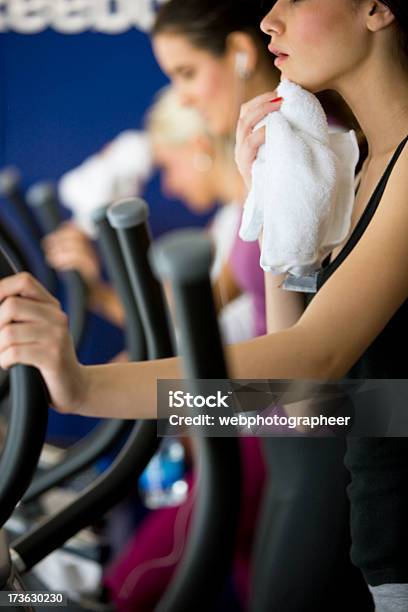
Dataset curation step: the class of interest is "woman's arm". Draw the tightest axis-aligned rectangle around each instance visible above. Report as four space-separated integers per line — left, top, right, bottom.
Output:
43 223 125 325
43 222 101 285
88 281 125 326
265 272 306 332
1 151 408 420
0 273 329 420
62 325 325 420
212 260 242 314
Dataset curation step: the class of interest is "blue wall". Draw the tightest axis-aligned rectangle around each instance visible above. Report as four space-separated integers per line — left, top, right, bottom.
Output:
0 28 213 235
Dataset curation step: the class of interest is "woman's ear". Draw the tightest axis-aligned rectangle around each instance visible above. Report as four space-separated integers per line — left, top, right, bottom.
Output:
226 32 258 79
366 1 395 32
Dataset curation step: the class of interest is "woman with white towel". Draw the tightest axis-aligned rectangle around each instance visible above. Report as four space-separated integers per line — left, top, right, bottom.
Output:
150 0 359 334
0 1 407 610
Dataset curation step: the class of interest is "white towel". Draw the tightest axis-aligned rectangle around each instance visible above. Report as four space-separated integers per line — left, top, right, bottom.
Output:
239 80 360 276
58 130 152 236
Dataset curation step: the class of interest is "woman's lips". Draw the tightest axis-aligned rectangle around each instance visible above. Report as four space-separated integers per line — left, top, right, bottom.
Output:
268 46 289 66
274 54 289 67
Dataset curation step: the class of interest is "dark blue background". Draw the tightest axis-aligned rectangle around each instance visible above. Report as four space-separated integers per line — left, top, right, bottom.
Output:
0 28 213 234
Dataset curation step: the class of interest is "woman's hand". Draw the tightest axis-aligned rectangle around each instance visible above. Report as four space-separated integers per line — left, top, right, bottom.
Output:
42 222 101 287
0 272 88 414
43 222 126 325
235 92 283 190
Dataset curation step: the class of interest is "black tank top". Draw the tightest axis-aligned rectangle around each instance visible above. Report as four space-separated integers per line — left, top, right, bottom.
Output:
307 135 408 379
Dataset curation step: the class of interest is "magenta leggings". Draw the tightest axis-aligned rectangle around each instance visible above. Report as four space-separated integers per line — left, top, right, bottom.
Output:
103 437 266 612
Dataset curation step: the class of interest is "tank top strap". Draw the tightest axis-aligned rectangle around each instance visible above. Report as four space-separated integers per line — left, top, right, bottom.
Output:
317 135 408 288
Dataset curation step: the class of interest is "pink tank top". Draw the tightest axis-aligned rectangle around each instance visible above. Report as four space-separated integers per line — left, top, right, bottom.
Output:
228 213 266 336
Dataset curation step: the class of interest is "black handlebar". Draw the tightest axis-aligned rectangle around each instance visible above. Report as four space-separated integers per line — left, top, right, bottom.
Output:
21 204 149 504
0 183 123 510
12 420 158 571
92 205 146 360
21 417 133 504
11 203 160 572
0 228 34 401
150 228 241 612
150 229 228 378
107 198 174 360
0 167 58 294
0 167 43 242
109 200 242 611
25 182 61 235
0 246 49 529
26 181 88 350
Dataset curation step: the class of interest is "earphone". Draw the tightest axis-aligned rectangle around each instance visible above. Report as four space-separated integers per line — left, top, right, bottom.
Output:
235 51 250 79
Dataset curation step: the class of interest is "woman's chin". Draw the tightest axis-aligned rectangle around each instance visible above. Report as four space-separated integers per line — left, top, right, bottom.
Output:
281 69 332 94
281 75 325 94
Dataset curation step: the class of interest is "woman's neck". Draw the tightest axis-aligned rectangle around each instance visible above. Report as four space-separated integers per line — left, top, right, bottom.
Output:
336 54 408 160
248 67 280 100
211 159 247 206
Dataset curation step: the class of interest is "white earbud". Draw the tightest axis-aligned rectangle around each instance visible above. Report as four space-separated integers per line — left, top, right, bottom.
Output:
235 51 250 79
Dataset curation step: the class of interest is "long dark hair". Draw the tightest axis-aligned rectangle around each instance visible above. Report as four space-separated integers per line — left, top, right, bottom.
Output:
153 0 275 66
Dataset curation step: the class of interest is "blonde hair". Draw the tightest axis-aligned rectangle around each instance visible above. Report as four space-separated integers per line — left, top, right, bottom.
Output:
145 86 234 162
146 86 210 146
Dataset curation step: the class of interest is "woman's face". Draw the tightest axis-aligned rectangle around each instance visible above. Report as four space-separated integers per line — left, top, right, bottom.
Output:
153 141 217 213
152 33 240 135
260 0 371 92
